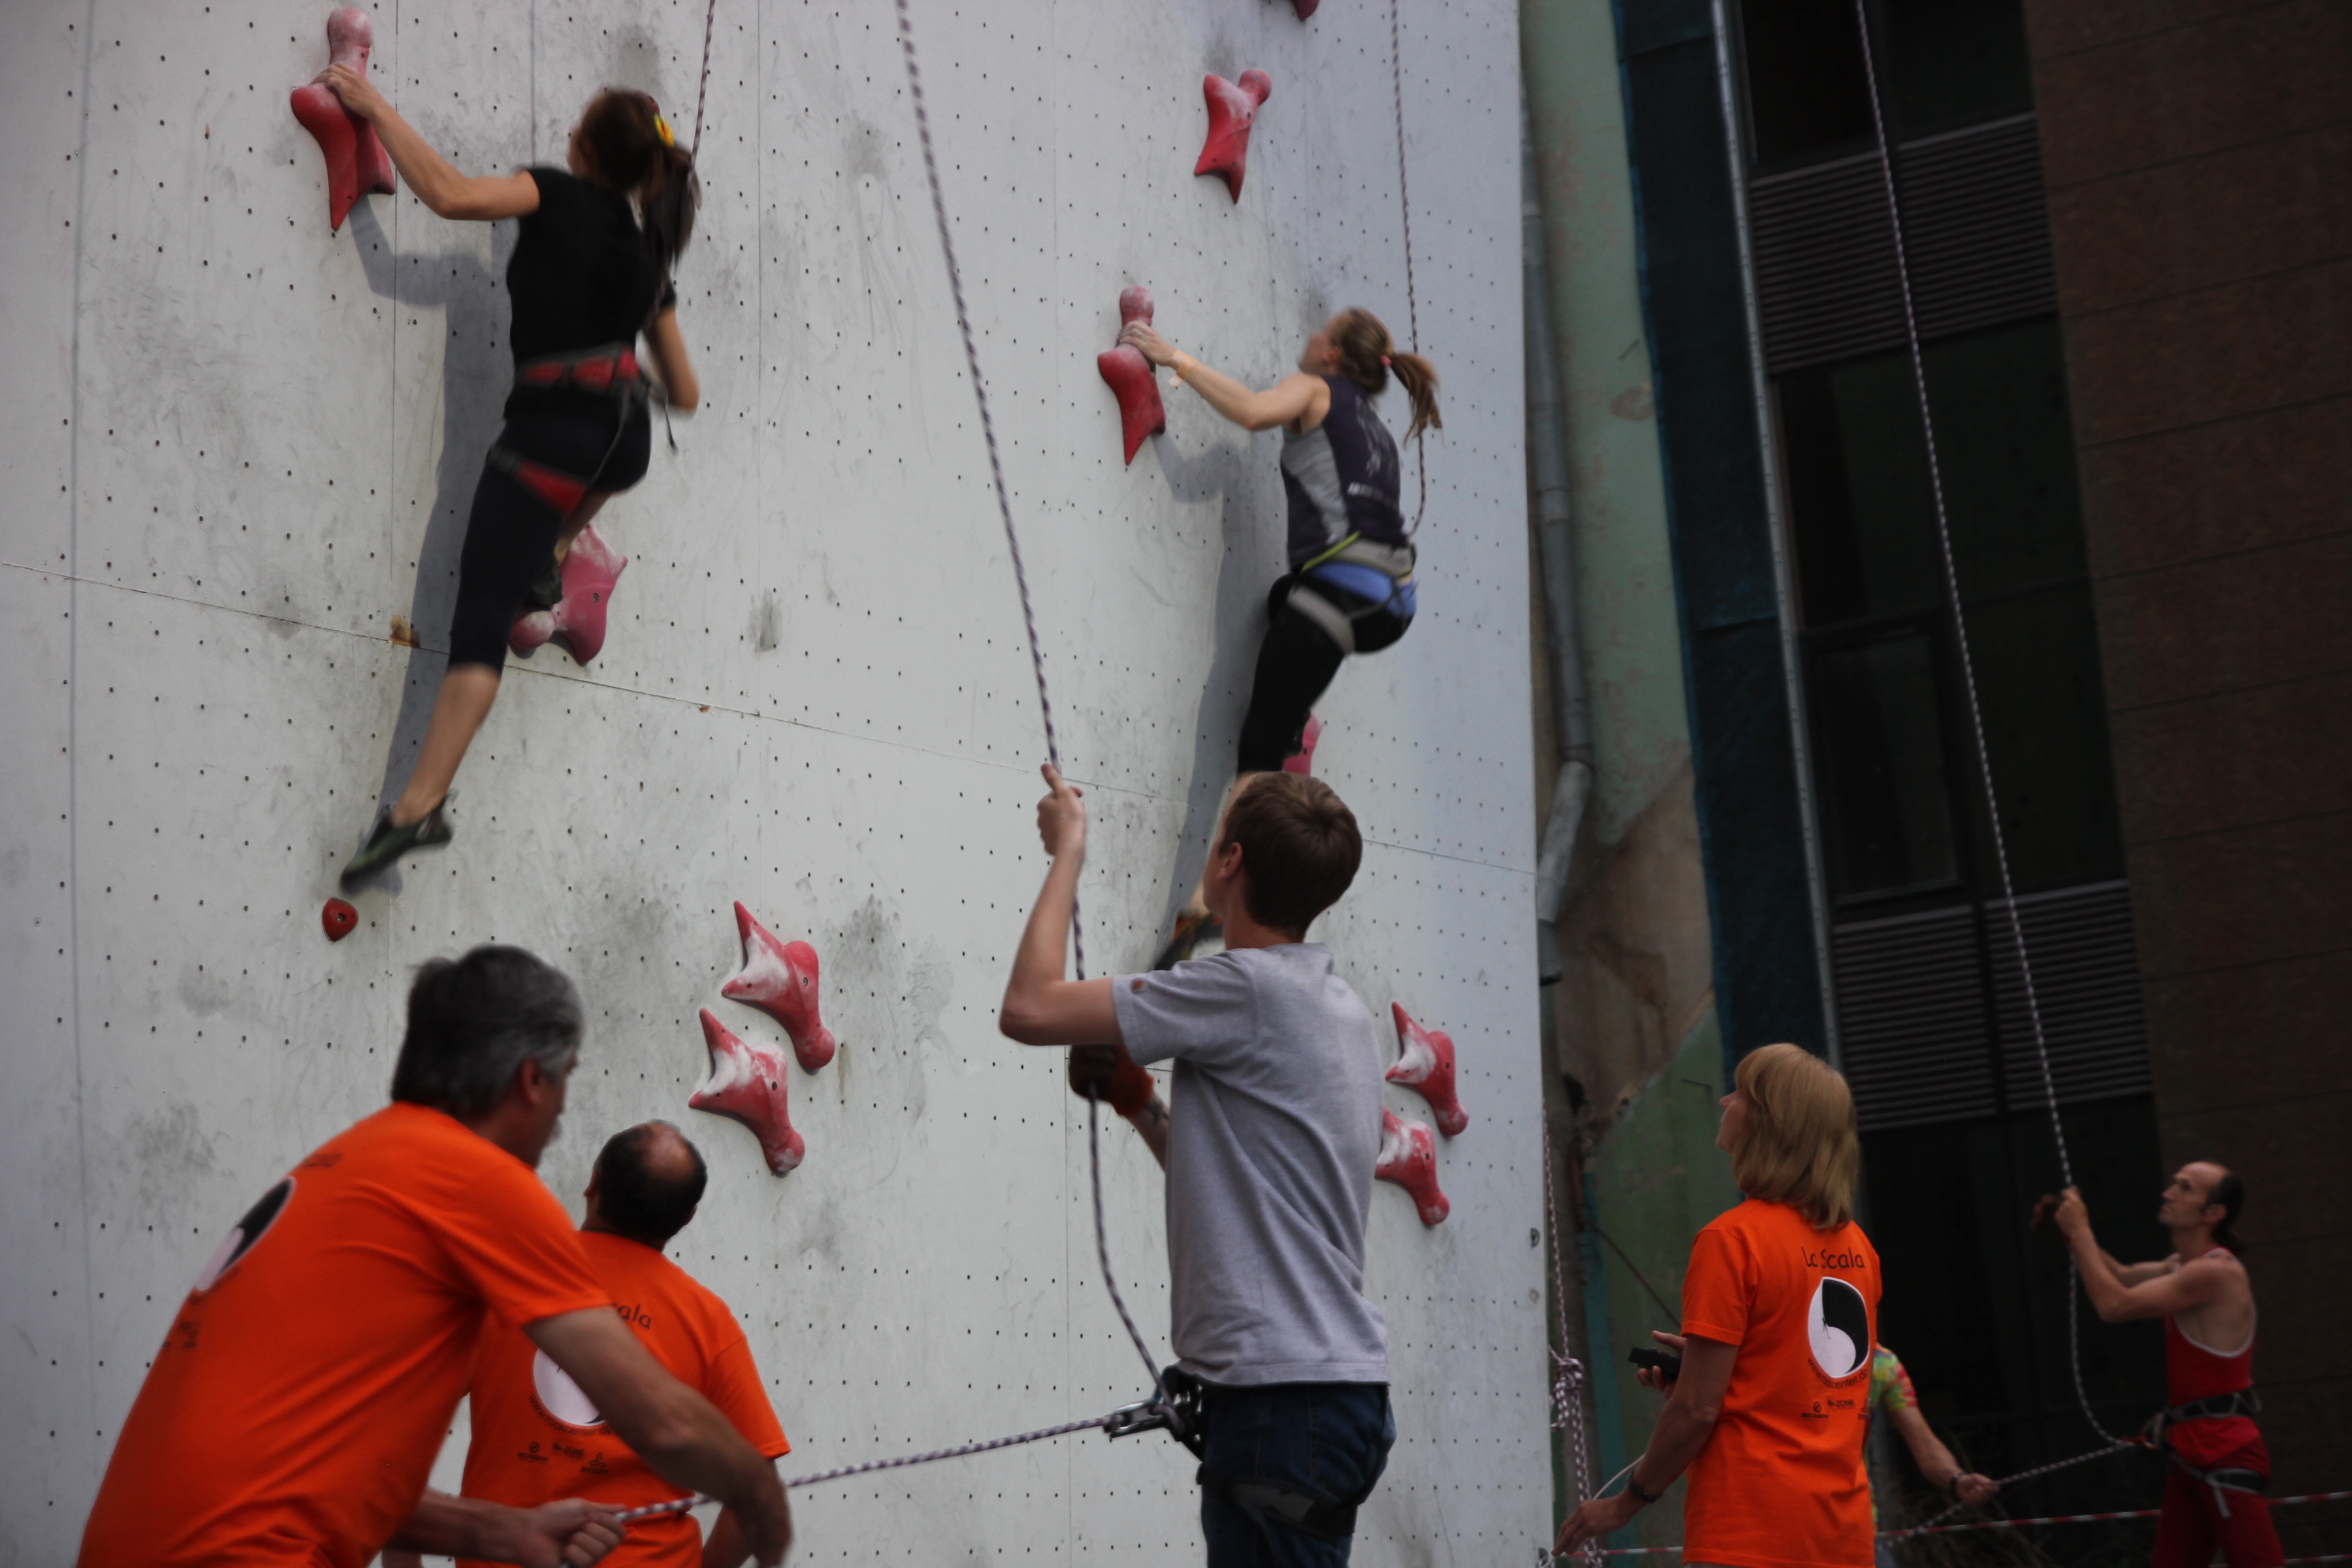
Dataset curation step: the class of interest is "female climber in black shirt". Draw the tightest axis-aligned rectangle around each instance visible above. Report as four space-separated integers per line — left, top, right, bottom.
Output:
1119 308 1439 962
312 66 704 886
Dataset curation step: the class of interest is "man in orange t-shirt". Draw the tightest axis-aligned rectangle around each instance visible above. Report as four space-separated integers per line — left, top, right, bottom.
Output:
76 946 792 1568
446 1122 791 1568
1558 1044 1880 1568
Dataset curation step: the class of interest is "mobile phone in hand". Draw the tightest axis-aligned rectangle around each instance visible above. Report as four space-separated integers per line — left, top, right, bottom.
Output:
1628 1346 1682 1381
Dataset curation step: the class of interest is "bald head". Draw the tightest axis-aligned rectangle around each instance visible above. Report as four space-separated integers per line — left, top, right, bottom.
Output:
2162 1160 2246 1252
585 1122 708 1250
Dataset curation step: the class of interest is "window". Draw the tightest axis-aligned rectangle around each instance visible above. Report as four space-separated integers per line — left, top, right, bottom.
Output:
1740 0 2034 165
1739 0 1876 165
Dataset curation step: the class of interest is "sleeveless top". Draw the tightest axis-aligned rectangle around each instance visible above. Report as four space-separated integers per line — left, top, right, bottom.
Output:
504 167 665 420
2163 1248 2266 1467
1279 377 1407 580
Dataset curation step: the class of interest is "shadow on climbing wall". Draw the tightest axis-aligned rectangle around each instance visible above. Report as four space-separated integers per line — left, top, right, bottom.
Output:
346 204 514 841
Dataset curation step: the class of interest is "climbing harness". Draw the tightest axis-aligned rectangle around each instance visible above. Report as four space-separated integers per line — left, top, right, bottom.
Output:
1385 0 1429 536
1284 535 1419 655
489 343 664 514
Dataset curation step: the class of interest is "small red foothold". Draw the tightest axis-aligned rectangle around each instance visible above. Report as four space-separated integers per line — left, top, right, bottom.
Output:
690 1009 805 1175
290 8 397 233
1281 713 1324 777
508 525 627 666
1195 71 1273 202
720 902 838 1072
1097 287 1168 466
1388 1002 1469 1136
321 898 357 942
1376 1109 1449 1226
1294 0 1322 18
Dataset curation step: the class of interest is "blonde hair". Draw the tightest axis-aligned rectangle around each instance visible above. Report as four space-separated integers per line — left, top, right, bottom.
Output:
1729 1043 1860 1231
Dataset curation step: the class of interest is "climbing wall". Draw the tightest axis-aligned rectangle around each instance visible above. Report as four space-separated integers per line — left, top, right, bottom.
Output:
0 0 1539 1561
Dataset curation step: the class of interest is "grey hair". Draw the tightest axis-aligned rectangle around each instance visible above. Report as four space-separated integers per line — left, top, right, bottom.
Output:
390 946 583 1118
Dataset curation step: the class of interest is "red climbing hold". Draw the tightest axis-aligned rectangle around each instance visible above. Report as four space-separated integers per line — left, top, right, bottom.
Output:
1375 1109 1448 1226
1097 287 1167 466
1388 1002 1468 1137
321 898 358 942
508 525 627 666
1281 713 1324 777
719 902 838 1073
689 1009 805 1175
1293 0 1322 18
289 7 397 233
1195 71 1273 202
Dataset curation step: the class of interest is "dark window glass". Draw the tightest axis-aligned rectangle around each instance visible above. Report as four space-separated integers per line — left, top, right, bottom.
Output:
1921 321 2089 598
1740 0 1876 165
1808 632 1960 900
1881 0 2034 135
1780 357 1942 627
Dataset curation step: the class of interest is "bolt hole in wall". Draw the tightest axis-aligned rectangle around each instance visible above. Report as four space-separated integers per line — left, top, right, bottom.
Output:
0 0 1543 1561
1731 0 2163 1520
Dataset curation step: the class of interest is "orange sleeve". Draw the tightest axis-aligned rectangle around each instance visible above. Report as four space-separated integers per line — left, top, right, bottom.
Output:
704 1332 790 1459
427 1160 611 1330
1680 1219 1755 1348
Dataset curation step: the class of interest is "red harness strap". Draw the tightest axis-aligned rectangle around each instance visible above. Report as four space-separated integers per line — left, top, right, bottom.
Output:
489 344 652 514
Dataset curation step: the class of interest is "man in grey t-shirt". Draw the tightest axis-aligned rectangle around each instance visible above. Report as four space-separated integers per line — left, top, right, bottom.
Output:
1000 765 1396 1566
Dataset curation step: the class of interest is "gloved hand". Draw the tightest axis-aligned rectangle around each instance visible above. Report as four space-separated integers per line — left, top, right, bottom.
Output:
1069 1044 1156 1117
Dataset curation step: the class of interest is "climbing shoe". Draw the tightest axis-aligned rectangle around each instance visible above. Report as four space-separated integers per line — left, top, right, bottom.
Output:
338 802 454 889
521 556 565 610
1152 907 1224 971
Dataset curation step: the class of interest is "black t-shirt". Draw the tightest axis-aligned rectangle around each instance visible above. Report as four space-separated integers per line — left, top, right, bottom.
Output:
504 166 666 419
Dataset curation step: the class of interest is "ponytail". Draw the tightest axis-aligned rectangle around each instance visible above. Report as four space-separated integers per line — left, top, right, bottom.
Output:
1328 307 1442 444
576 88 703 281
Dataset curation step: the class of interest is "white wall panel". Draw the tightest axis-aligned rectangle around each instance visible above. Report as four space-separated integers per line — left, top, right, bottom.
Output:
0 0 1538 1561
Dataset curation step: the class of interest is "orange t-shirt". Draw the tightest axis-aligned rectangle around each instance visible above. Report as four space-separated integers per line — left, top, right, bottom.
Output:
77 1103 611 1568
457 1230 790 1568
1680 1199 1881 1568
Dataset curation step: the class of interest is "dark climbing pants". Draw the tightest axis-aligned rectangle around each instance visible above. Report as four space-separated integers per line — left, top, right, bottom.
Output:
446 410 649 671
1235 578 1411 774
1197 1380 1394 1567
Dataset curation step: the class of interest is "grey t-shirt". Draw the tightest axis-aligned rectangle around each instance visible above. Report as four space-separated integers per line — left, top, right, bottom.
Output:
1113 943 1390 1386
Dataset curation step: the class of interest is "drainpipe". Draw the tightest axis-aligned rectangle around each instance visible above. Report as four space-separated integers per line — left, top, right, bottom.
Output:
1525 94 1594 987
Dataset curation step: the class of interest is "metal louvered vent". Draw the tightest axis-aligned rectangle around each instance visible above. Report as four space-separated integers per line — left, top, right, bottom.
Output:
1748 114 2058 374
1834 880 2152 1132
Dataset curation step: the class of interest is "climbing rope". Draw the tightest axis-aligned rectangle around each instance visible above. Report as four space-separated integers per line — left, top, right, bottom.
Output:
1386 0 1429 534
689 0 719 157
1543 1133 1602 1567
1846 0 2120 1456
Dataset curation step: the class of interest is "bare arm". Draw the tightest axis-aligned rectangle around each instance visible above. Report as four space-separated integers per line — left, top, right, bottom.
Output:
1118 323 1328 433
525 1310 791 1565
1554 1333 1738 1555
702 1507 748 1568
312 64 540 221
998 765 1123 1047
645 306 700 414
2055 1190 2228 1323
386 1490 622 1567
1886 1402 1998 1507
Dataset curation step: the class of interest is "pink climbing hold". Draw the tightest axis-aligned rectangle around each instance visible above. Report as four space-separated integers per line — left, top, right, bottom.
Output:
689 1009 805 1175
1097 287 1167 466
1293 0 1322 18
1375 1109 1448 1226
1281 713 1324 777
719 902 838 1073
507 524 627 666
1388 1002 1469 1137
321 898 357 942
1194 71 1273 202
289 7 397 233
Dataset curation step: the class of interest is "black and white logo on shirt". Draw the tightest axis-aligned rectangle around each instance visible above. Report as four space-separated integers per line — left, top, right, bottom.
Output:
191 1177 295 1294
1808 1276 1870 1380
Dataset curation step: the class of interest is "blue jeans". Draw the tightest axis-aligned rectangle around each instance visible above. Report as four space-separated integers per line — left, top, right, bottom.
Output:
1196 1381 1395 1567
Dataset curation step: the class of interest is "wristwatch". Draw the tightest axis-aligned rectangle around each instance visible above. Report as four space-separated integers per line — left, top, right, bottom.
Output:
1625 1474 1664 1506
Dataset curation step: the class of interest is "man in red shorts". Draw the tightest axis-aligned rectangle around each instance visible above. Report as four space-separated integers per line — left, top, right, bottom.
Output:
2055 1162 2279 1568
76 947 791 1568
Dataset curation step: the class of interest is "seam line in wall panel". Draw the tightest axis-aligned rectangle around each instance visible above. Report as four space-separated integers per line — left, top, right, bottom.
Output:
2040 116 2352 195
2020 0 2313 67
67 0 97 1477
2060 252 2352 325
2073 387 2352 453
2105 665 2352 720
2131 933 2352 985
2117 802 2352 853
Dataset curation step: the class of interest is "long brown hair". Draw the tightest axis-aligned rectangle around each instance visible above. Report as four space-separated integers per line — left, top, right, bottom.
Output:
576 88 700 280
1328 307 1441 444
1728 1043 1861 1231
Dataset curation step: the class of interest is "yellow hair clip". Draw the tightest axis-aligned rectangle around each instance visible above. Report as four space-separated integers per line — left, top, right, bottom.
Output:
653 112 676 148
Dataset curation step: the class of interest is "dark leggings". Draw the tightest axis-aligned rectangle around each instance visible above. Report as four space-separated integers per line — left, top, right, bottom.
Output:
446 410 650 670
1235 576 1411 774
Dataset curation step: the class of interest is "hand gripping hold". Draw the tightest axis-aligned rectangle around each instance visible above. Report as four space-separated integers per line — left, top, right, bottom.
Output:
1194 71 1273 201
1387 1002 1469 1136
1096 287 1167 465
1375 1109 1449 1226
289 8 397 232
719 902 838 1072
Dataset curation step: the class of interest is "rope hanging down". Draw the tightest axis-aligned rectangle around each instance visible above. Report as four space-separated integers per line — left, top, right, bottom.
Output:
689 0 718 157
1845 0 2119 1455
1386 0 1429 535
1544 1134 1603 1567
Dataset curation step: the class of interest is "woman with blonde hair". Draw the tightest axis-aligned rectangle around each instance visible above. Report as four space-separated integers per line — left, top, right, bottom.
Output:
1556 1043 1883 1568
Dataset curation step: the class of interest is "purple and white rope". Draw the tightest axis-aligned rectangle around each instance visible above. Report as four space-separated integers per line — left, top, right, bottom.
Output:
689 0 718 157
1543 1134 1601 1567
1386 0 1429 535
